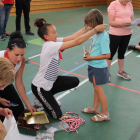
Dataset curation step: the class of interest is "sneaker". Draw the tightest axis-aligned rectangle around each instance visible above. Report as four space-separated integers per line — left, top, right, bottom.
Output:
127 44 136 51
5 33 10 37
34 98 43 107
33 94 42 107
54 95 61 106
33 94 61 107
26 31 34 35
25 58 30 63
0 35 5 41
117 71 131 80
109 73 111 82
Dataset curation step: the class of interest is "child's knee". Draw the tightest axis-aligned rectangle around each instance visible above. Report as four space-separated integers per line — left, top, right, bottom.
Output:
74 77 80 87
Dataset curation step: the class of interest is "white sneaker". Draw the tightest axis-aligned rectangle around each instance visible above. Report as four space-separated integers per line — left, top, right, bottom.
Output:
53 95 61 106
33 94 61 107
33 94 43 107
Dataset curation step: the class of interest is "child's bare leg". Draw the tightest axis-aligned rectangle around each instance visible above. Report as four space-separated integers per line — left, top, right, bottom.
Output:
81 75 99 114
83 89 99 113
106 59 112 72
96 85 108 115
92 76 99 109
93 76 109 115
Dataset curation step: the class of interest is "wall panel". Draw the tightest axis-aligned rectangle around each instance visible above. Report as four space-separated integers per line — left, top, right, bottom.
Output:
10 0 107 16
10 0 140 16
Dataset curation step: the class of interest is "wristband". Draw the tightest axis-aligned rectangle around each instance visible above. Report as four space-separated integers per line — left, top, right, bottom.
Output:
94 28 97 33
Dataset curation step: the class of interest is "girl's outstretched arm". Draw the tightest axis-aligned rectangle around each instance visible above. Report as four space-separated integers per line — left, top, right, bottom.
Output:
59 24 107 51
63 27 89 42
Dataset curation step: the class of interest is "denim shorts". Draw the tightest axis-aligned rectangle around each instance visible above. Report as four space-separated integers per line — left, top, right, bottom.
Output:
88 65 109 85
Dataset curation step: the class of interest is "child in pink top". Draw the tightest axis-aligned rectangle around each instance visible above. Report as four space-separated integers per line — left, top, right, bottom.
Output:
106 0 134 81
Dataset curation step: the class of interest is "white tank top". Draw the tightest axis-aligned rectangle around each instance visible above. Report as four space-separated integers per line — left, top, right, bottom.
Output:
0 50 22 73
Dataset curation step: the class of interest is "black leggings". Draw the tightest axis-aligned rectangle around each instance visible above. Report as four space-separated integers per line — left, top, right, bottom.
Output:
109 34 132 60
0 84 25 122
31 76 79 119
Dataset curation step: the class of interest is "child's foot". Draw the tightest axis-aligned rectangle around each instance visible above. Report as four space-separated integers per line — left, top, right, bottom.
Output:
81 107 99 114
91 113 110 121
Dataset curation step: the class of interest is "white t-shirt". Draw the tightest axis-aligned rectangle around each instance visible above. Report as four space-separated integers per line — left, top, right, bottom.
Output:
0 50 22 73
32 38 63 91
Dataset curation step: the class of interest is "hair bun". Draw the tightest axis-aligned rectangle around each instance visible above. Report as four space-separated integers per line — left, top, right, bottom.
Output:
10 31 23 40
34 18 47 27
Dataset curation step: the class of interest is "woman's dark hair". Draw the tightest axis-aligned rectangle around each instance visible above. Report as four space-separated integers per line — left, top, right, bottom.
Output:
34 18 52 40
84 9 103 28
7 31 26 50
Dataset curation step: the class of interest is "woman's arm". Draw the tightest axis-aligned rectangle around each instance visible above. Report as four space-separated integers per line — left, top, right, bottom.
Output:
59 24 107 51
0 0 4 8
131 15 134 21
63 27 89 42
0 120 7 140
15 57 36 115
108 13 131 28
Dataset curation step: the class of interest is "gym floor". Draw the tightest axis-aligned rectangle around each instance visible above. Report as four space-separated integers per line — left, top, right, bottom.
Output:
1 6 140 140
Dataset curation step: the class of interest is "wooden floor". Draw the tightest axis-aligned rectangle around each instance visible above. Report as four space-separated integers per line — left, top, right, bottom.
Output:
2 6 140 140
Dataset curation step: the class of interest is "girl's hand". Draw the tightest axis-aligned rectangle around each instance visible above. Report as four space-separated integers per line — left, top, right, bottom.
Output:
84 49 89 56
0 98 11 107
0 108 13 119
83 50 92 61
83 55 92 61
137 23 140 26
26 103 37 116
122 22 131 27
95 24 108 32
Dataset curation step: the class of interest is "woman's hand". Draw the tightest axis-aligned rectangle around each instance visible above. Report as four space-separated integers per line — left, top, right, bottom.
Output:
0 98 11 107
26 103 37 116
0 108 13 119
95 24 108 32
122 22 132 27
0 1 4 8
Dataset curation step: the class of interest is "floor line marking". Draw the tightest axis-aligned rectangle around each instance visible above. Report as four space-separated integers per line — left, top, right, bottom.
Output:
107 83 140 94
56 79 89 100
129 123 140 140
